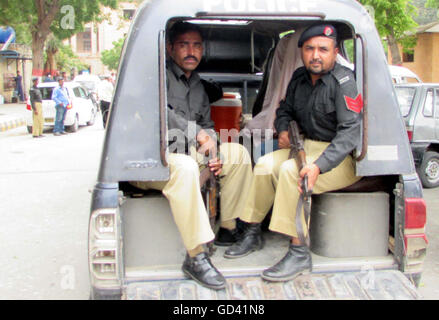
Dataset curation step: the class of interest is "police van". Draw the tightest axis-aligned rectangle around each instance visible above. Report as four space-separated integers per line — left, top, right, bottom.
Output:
88 0 427 300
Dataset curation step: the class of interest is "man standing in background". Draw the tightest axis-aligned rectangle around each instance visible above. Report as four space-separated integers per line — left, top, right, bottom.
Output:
51 77 70 136
29 77 44 138
98 74 114 128
14 70 25 102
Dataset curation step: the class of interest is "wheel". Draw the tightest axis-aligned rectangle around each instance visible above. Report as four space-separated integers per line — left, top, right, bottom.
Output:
27 125 32 134
67 114 79 132
417 151 439 188
87 109 96 126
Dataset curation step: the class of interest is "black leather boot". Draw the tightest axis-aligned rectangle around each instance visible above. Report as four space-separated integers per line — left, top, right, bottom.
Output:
214 227 242 246
182 252 226 290
223 223 263 259
261 244 312 282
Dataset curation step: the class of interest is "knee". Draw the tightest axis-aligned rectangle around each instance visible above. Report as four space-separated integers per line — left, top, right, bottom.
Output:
279 160 299 181
221 143 251 166
254 154 275 175
171 155 199 179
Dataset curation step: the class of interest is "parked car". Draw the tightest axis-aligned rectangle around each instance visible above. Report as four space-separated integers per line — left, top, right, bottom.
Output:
73 74 102 107
389 65 422 84
395 83 439 188
26 81 97 133
88 0 426 300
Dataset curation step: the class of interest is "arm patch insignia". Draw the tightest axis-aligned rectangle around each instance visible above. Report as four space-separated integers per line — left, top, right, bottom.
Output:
344 94 363 113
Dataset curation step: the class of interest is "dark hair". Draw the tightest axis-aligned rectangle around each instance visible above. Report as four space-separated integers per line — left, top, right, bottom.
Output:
168 21 202 45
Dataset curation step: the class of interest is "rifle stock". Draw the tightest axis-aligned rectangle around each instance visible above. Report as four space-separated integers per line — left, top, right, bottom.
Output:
288 120 312 246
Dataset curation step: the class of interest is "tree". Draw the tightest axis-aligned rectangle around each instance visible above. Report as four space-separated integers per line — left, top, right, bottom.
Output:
426 0 439 16
0 0 118 76
101 37 125 71
359 0 419 65
426 0 439 8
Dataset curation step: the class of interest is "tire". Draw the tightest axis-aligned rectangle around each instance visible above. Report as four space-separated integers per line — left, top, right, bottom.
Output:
67 114 79 132
27 126 32 134
417 151 439 188
87 109 96 126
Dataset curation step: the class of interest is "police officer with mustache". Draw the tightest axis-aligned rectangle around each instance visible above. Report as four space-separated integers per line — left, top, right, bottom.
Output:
131 21 253 290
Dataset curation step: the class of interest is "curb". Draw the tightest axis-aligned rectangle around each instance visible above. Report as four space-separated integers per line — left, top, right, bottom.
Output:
0 118 26 132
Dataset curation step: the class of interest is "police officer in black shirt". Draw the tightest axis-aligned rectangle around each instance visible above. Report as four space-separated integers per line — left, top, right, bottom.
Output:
29 77 45 138
225 24 363 282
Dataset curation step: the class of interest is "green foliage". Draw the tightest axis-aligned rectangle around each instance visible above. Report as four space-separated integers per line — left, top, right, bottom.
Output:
0 0 119 71
426 0 439 8
359 0 419 40
101 37 125 71
57 43 88 72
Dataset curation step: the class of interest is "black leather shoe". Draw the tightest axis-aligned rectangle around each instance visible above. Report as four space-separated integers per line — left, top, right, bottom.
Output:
224 223 263 259
182 252 226 290
261 244 312 282
214 227 242 246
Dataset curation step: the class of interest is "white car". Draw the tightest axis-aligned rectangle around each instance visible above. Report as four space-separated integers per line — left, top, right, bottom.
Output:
389 65 422 84
26 81 98 133
73 74 102 105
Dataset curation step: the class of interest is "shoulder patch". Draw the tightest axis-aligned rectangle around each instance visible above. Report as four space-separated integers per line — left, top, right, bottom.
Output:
344 94 363 113
331 63 355 85
338 75 350 85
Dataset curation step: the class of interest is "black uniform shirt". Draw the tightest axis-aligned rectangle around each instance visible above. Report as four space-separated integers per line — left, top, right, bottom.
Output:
29 85 43 110
274 63 362 174
166 59 215 152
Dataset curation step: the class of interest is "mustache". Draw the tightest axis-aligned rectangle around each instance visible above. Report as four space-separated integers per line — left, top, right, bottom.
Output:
184 55 199 62
309 59 323 65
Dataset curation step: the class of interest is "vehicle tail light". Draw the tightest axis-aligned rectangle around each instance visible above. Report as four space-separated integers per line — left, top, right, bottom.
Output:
67 101 72 109
89 208 119 286
405 198 426 229
406 130 413 142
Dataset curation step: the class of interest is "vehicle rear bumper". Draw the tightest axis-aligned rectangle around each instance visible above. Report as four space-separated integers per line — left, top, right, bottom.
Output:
122 270 420 300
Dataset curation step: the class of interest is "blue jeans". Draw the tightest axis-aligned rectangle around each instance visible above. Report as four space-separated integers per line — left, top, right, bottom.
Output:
54 104 67 133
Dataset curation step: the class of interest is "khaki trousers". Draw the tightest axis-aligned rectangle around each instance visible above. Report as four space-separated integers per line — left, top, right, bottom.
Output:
32 102 44 137
131 142 253 251
240 140 361 238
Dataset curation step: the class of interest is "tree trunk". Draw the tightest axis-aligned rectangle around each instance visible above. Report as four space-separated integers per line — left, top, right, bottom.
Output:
44 47 58 74
387 32 402 66
31 0 61 76
32 32 46 77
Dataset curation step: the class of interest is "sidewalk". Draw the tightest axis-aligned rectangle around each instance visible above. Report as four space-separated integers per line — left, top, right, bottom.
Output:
0 103 27 132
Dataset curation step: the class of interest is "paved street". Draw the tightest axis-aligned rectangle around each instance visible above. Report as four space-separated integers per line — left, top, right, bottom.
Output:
0 103 438 299
0 107 104 299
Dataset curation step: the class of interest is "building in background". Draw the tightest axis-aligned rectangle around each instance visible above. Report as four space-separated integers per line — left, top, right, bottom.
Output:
390 22 439 83
65 1 138 76
0 43 32 103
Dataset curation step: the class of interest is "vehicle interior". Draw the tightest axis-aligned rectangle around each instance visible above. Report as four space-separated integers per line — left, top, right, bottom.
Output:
115 17 408 289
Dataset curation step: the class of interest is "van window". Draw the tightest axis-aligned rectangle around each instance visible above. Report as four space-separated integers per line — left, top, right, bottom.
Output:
423 89 434 117
395 86 416 117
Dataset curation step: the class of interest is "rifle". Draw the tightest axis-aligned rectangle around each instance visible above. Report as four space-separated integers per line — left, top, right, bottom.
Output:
288 120 312 247
199 144 219 256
